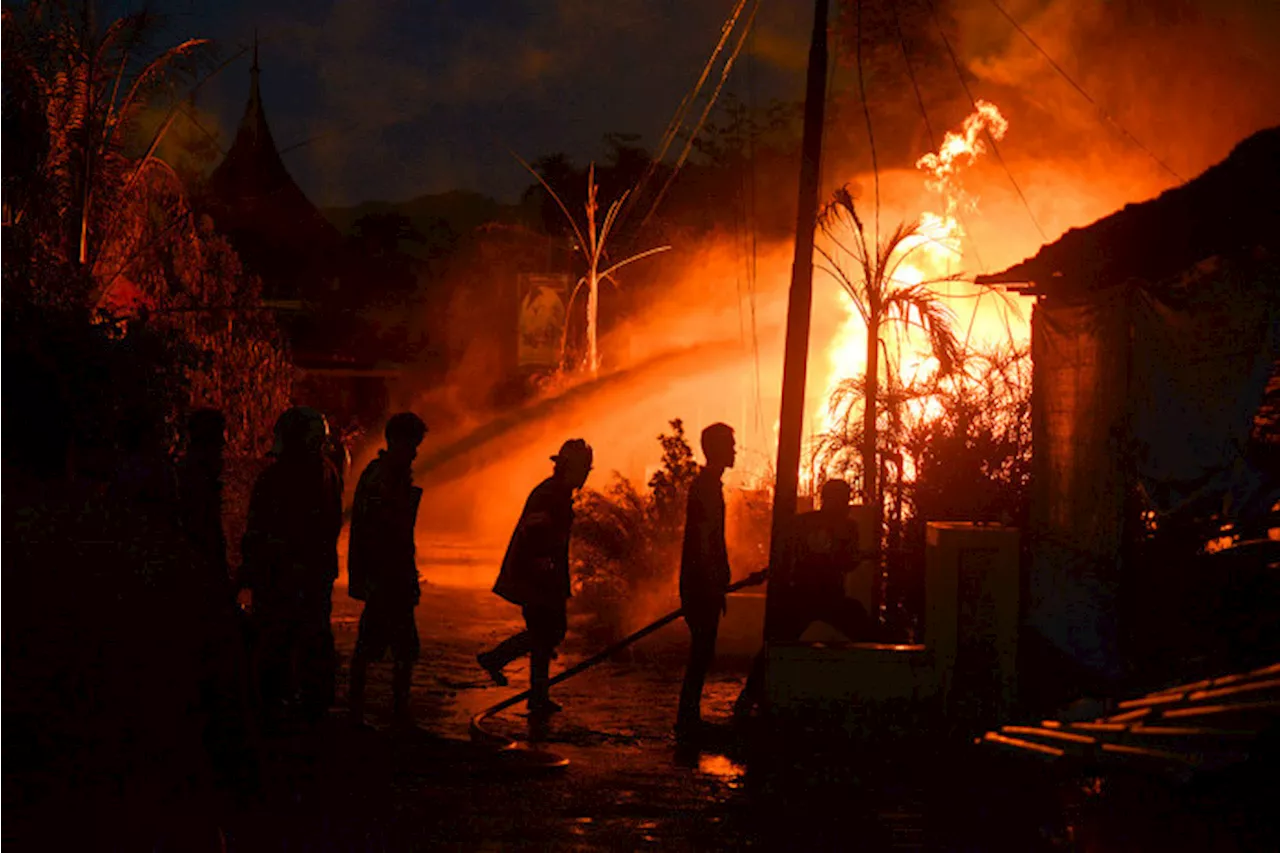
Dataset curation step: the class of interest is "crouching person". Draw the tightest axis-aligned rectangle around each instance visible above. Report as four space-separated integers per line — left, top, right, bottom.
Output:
348 413 428 729
734 478 874 718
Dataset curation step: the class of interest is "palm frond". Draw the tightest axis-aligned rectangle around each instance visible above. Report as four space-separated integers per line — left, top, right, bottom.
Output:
883 286 960 375
110 38 210 143
596 244 671 281
513 150 588 251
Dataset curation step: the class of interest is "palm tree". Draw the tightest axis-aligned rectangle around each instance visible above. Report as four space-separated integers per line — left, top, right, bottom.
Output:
814 184 961 542
3 1 213 301
516 156 669 376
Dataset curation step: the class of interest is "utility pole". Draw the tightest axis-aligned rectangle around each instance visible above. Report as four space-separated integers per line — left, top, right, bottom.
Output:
766 0 829 639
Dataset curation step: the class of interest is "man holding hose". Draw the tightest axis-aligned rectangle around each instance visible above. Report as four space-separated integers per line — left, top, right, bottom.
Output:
478 439 593 715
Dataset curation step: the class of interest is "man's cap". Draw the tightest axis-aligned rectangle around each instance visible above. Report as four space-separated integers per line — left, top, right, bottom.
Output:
551 438 593 465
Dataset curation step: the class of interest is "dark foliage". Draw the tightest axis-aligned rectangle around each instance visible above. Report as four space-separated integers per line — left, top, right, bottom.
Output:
571 419 699 635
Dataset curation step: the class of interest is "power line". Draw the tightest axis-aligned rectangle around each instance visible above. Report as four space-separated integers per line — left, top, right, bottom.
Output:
927 0 1048 243
627 0 750 222
635 0 761 238
892 3 937 154
745 16 764 440
893 0 990 280
856 0 880 250
893 0 997 365
177 103 227 156
986 0 1183 183
659 0 749 166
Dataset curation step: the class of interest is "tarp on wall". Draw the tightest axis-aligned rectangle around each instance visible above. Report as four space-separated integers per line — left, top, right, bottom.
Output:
1129 258 1280 524
1030 289 1129 680
1029 257 1280 680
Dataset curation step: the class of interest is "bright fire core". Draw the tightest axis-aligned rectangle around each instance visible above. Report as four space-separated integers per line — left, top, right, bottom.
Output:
809 101 1029 487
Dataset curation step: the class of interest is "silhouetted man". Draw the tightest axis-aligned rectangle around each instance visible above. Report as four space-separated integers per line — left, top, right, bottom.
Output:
347 412 427 729
734 478 874 717
477 439 593 714
241 406 343 726
676 422 736 737
110 411 178 512
176 408 229 589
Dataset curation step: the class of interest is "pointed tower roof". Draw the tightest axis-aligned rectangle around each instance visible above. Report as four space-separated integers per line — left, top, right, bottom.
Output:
210 37 295 199
208 40 341 302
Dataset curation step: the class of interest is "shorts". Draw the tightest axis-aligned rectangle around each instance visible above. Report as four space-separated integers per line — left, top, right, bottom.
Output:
354 597 419 663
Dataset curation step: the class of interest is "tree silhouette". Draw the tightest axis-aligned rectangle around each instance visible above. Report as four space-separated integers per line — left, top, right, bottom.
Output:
815 184 961 544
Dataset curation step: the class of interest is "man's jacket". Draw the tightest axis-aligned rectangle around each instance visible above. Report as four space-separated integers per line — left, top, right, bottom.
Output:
679 467 730 607
176 457 228 582
493 477 574 608
241 453 343 596
348 451 421 604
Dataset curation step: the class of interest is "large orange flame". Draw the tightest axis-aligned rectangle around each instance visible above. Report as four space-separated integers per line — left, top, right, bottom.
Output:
809 100 1027 487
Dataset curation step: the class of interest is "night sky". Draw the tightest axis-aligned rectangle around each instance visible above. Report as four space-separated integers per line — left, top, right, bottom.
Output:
143 0 810 207
133 0 1280 211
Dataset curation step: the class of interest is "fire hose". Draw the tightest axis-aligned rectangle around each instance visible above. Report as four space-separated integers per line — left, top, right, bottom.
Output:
468 569 770 765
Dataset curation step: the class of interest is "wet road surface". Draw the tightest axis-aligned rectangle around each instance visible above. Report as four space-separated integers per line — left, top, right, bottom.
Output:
229 581 960 850
224 582 1274 851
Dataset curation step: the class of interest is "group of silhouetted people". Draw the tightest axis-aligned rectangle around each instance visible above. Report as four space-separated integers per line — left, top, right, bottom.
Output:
50 399 432 735
2 335 880 840
238 406 429 732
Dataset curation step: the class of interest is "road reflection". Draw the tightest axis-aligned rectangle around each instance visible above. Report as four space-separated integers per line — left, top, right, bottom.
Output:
697 752 746 788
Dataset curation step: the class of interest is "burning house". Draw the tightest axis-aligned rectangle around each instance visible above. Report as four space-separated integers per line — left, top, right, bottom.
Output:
976 125 1280 693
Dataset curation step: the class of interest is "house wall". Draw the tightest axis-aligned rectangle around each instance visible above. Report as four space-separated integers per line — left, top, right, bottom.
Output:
1028 255 1280 686
1029 289 1130 682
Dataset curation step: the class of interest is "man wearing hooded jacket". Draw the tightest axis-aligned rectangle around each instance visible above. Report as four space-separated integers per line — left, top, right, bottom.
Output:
241 406 343 726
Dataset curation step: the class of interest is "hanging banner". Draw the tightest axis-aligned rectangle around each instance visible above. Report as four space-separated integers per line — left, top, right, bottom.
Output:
517 273 570 368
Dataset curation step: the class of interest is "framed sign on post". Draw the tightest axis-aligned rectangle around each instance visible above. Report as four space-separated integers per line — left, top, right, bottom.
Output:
517 273 570 369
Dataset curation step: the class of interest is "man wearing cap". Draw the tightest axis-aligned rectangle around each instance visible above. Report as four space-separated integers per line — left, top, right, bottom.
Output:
676 422 736 738
348 413 428 729
241 406 344 726
477 438 593 714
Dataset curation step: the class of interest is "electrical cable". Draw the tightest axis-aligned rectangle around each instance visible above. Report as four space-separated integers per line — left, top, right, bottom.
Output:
856 0 880 251
622 0 750 236
746 19 765 441
891 0 1003 361
986 0 1183 183
892 3 937 155
926 0 1048 243
637 0 750 202
635 0 762 238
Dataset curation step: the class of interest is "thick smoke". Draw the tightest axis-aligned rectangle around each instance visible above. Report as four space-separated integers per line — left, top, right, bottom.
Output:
356 0 1279 592
827 0 1280 259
